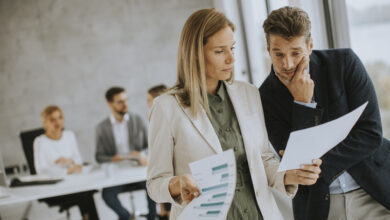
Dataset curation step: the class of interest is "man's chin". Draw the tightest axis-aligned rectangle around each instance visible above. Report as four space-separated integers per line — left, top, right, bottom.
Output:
118 111 128 116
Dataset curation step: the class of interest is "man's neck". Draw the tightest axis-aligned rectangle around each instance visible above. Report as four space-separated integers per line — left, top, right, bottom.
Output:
113 112 124 123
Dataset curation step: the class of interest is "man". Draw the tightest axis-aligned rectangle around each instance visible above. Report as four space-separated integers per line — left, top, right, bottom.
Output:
95 86 156 220
259 6 390 220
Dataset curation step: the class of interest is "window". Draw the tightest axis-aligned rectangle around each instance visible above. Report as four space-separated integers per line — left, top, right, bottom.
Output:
345 0 390 138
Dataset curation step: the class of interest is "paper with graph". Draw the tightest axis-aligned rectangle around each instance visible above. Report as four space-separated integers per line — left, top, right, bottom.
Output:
178 149 236 220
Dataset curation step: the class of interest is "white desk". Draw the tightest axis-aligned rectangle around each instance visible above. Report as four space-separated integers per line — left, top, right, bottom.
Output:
0 164 147 206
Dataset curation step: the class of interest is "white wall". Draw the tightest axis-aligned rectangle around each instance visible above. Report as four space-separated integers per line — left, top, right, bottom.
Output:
0 0 213 166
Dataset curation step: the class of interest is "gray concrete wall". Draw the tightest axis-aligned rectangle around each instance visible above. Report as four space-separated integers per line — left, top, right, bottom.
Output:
0 0 213 166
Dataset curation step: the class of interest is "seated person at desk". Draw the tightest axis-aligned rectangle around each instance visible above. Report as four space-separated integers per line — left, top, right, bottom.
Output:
147 85 171 220
95 87 156 220
34 105 99 220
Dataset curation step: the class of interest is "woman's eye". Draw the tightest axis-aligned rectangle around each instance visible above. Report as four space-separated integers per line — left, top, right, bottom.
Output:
215 50 223 54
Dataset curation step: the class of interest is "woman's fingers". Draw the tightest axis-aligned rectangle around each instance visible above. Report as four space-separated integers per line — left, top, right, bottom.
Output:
180 174 200 204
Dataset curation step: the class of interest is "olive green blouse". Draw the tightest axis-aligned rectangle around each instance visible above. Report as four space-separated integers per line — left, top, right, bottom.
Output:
207 82 263 220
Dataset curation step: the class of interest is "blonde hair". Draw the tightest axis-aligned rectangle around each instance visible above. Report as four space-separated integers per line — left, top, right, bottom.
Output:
41 105 63 120
171 8 235 117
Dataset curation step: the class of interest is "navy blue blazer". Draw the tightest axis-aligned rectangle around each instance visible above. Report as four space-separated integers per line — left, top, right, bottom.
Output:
259 49 390 220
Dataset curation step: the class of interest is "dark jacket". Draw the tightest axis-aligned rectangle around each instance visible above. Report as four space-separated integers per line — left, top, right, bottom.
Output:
259 48 390 220
95 113 148 163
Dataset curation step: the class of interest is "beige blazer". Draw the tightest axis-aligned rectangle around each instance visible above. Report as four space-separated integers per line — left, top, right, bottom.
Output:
147 81 297 220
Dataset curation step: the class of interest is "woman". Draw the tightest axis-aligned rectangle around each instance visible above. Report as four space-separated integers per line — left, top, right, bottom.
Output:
34 105 99 220
147 9 322 220
147 85 171 220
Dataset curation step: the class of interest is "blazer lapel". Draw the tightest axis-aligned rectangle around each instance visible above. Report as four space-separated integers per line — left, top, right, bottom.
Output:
103 119 117 153
310 53 328 122
175 95 223 154
225 82 258 152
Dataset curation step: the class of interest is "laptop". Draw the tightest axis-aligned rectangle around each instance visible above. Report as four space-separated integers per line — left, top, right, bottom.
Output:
0 151 63 189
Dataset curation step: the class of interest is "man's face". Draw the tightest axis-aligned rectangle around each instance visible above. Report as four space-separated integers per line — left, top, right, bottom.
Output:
109 92 128 116
267 35 313 81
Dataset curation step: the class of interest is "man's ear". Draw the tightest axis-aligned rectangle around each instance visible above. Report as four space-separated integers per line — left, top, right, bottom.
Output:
308 37 313 55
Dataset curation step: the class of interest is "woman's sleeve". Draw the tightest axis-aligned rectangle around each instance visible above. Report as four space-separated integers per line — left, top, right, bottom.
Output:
33 137 45 175
257 88 298 198
146 98 181 205
69 131 83 165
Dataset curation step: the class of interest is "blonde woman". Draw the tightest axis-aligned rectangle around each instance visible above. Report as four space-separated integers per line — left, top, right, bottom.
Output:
34 105 98 220
147 9 322 220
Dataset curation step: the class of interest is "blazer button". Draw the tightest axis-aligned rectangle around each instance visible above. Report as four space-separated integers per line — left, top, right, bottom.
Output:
325 194 330 200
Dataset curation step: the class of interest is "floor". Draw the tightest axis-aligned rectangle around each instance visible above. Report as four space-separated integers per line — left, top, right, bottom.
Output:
0 190 152 220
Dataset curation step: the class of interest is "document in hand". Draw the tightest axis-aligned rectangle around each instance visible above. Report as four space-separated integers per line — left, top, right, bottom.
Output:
277 101 368 172
178 149 236 220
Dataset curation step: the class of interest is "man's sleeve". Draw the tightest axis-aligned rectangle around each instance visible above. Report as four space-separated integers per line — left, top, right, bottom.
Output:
95 126 111 163
319 49 383 184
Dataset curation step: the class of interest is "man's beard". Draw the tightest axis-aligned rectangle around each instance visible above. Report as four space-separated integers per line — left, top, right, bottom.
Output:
116 110 127 116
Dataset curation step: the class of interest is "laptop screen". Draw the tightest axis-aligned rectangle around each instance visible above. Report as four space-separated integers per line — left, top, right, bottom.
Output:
0 151 8 187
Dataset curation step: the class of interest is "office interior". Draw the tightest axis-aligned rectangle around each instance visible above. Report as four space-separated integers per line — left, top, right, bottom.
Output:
0 0 389 219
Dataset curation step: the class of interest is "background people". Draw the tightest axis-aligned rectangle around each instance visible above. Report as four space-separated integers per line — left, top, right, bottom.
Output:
95 87 156 220
34 105 99 220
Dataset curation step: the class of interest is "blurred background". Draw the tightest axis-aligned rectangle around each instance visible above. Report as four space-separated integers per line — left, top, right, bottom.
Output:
0 0 389 219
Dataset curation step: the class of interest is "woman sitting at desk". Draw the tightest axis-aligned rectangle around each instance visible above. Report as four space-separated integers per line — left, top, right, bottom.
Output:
34 105 98 220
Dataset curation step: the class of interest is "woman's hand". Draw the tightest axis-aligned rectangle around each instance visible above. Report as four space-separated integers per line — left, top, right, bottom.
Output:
284 159 322 186
67 164 82 174
55 157 74 166
169 174 200 204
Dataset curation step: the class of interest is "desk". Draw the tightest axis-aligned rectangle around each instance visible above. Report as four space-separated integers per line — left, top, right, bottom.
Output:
0 164 147 206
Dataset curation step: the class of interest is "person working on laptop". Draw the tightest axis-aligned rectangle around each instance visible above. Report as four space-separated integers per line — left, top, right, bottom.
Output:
34 105 99 220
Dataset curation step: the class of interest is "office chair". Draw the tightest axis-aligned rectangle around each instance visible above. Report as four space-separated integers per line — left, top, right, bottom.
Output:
19 128 97 219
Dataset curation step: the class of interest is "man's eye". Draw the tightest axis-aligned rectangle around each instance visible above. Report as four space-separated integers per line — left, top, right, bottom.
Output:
231 46 235 51
276 53 283 57
293 52 300 56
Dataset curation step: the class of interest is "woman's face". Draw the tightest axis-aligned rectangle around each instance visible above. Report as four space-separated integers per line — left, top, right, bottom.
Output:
147 93 154 108
43 110 64 133
204 26 235 84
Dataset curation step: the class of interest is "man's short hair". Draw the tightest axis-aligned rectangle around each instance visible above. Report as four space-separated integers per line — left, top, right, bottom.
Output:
148 84 167 98
105 87 125 102
263 6 311 45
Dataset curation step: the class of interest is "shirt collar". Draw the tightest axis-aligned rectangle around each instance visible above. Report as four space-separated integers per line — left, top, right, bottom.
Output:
109 113 129 125
207 81 226 102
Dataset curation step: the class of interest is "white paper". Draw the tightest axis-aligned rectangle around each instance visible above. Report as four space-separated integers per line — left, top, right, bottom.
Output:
178 150 236 220
277 102 368 172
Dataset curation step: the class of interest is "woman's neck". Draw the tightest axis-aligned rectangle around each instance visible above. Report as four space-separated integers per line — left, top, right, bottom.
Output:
206 79 219 95
45 130 62 140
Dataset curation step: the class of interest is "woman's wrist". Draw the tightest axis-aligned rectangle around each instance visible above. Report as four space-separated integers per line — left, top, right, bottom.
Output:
169 176 181 197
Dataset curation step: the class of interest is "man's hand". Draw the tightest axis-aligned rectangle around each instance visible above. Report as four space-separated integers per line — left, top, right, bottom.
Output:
169 174 200 204
110 154 124 162
129 151 148 166
55 157 74 166
284 159 322 186
276 56 314 103
67 164 82 174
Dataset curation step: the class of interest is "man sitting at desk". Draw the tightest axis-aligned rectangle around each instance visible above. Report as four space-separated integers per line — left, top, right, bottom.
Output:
95 86 156 220
34 105 99 220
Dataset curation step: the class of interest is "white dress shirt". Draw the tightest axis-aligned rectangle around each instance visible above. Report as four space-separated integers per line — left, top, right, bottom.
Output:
110 113 130 155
